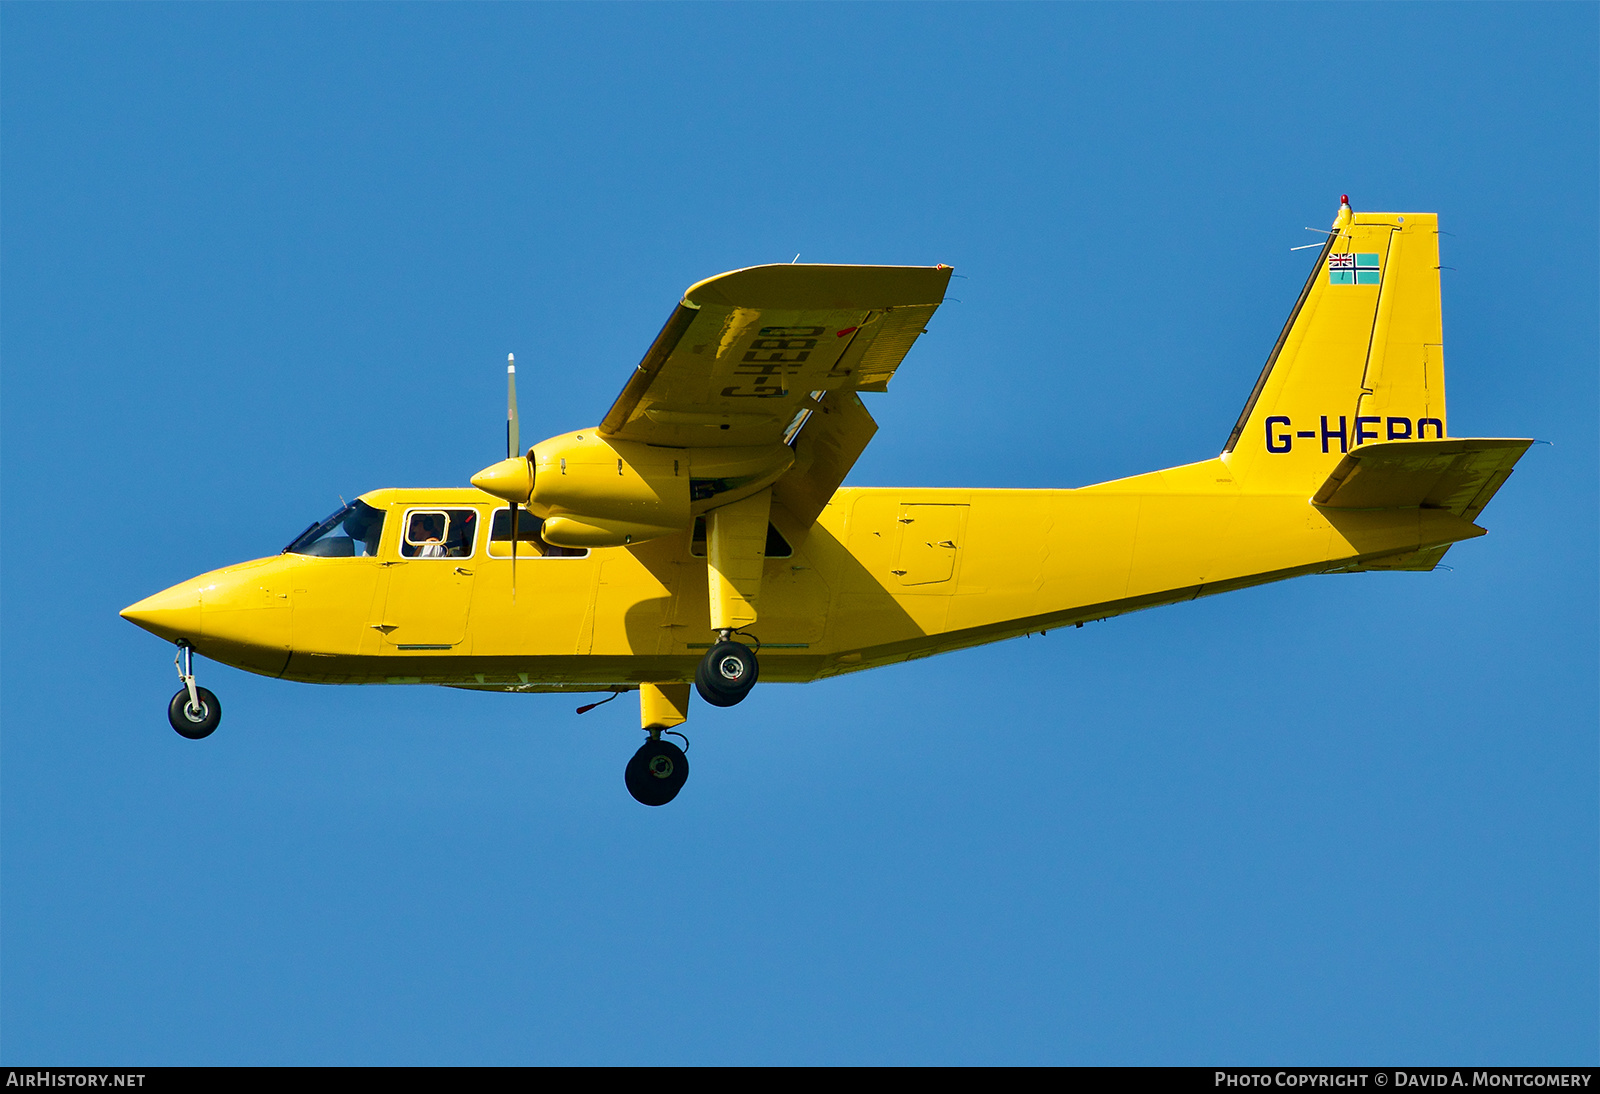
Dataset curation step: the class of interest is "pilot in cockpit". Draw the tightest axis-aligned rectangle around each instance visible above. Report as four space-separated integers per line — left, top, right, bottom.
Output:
409 513 446 558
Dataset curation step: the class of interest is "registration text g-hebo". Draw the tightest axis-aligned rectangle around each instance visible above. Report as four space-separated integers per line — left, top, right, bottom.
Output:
1264 414 1444 453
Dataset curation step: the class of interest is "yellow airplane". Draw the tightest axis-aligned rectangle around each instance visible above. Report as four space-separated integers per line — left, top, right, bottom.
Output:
122 198 1531 806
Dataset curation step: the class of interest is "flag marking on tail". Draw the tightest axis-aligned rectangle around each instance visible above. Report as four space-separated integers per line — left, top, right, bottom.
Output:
1328 252 1382 285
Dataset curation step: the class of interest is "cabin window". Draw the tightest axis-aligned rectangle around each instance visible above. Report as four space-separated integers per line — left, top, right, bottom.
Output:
284 499 386 558
487 507 588 558
689 518 792 559
401 508 478 559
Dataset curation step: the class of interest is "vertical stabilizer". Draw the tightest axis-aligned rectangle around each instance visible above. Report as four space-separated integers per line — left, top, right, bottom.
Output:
1223 200 1448 494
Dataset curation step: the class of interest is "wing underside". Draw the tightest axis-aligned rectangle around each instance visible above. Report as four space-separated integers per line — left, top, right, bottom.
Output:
599 263 952 450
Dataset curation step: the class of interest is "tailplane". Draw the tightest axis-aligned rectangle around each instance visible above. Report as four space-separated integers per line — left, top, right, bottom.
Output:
1311 436 1533 570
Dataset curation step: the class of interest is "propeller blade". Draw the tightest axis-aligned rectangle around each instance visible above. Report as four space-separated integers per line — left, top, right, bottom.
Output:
506 353 520 460
504 355 522 603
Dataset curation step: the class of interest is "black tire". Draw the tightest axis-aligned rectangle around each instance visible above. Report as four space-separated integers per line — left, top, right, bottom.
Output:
625 740 689 806
168 686 221 739
694 640 759 708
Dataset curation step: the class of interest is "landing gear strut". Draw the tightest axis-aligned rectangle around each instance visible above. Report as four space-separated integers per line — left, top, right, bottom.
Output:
700 488 767 707
694 633 759 707
168 643 220 740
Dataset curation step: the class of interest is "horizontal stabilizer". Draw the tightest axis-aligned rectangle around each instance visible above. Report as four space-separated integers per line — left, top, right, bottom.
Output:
1312 437 1533 520
1326 543 1453 573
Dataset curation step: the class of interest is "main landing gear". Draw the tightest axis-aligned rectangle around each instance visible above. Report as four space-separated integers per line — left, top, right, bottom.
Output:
694 633 759 708
698 488 766 708
168 642 221 740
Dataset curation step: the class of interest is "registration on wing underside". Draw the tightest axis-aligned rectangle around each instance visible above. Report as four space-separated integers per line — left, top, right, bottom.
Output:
599 264 951 449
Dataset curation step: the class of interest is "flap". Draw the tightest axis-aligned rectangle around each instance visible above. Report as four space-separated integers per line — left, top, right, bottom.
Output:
771 389 880 529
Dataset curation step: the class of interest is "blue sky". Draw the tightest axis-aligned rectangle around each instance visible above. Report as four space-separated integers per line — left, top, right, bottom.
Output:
3 3 1594 1064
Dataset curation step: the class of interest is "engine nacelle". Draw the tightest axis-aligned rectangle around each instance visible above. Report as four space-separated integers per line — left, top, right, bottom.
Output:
472 430 796 548
528 431 687 546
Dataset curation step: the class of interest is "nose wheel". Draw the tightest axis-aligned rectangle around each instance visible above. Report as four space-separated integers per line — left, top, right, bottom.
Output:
168 687 221 739
168 643 221 739
694 638 759 707
625 737 689 806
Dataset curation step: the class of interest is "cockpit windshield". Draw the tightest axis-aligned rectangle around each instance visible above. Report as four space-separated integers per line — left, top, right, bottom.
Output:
284 499 386 557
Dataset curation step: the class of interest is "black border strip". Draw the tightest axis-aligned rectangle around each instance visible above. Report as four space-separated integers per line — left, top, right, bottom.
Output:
1 1066 1593 1086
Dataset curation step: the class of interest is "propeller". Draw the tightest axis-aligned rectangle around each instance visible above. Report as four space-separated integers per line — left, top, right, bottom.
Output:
507 354 520 602
471 353 537 601
506 353 519 460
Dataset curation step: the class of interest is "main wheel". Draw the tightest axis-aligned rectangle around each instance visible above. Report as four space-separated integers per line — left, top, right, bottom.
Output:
168 686 221 739
625 739 689 806
694 640 759 707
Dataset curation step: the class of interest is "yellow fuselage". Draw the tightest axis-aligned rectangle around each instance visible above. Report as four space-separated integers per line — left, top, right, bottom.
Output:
129 454 1479 691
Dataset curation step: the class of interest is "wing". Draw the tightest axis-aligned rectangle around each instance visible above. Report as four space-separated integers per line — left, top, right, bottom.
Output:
598 263 953 449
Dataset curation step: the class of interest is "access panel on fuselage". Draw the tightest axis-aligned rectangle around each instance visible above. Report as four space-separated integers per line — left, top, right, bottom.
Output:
893 504 965 586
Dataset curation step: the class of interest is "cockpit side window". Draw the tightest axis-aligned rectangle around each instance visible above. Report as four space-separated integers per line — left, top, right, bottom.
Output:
284 499 386 558
401 508 478 559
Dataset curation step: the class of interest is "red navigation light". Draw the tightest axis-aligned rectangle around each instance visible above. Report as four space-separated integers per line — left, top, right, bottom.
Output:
1341 194 1350 205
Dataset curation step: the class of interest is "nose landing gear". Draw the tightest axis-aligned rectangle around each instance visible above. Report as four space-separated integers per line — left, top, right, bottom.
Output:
625 735 689 806
625 683 692 806
168 643 221 739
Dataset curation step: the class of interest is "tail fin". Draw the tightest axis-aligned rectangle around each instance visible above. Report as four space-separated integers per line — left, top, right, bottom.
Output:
1222 199 1449 492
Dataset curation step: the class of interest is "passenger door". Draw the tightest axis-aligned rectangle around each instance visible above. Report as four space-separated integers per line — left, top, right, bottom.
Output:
374 507 480 651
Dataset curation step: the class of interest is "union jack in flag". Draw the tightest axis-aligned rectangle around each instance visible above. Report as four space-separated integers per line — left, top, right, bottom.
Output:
1328 252 1380 285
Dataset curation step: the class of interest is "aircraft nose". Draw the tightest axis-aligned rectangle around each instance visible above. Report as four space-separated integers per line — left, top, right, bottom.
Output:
120 582 203 644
